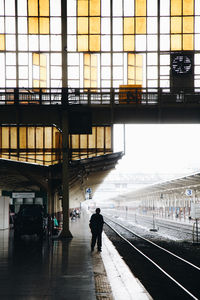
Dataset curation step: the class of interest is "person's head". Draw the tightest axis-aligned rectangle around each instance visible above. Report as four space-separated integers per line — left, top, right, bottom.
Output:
96 208 101 214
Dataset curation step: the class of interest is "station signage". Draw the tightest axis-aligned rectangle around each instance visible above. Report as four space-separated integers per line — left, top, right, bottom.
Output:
12 192 35 199
185 189 192 196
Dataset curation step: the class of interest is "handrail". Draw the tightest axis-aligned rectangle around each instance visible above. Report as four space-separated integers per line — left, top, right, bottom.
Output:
0 87 200 106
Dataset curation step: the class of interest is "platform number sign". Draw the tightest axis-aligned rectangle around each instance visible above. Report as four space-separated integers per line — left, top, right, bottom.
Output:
185 189 192 196
86 188 92 199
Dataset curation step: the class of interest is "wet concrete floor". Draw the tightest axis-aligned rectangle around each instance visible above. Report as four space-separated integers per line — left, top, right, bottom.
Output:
0 217 95 299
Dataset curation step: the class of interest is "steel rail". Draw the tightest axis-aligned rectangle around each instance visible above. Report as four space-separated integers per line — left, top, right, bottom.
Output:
105 217 200 271
105 217 199 300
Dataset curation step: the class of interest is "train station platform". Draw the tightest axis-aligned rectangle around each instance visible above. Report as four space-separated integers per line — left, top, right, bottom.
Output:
0 209 151 300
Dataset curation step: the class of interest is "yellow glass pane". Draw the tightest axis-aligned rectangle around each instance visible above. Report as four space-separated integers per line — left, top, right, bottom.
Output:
128 79 135 84
90 17 100 34
84 53 90 65
33 53 40 65
135 0 146 16
78 35 88 51
27 127 35 148
84 66 90 79
40 67 46 81
136 17 146 34
10 127 17 148
90 0 100 16
136 67 143 81
183 34 193 50
36 127 43 148
40 17 49 34
78 17 88 34
171 17 181 33
84 79 90 87
71 135 79 148
171 0 182 15
44 127 52 148
29 17 39 34
0 35 5 51
183 0 194 15
40 54 46 67
78 0 88 16
41 81 46 88
89 35 100 51
28 0 38 16
2 127 9 148
80 135 87 148
183 17 193 33
171 34 182 50
91 67 97 80
19 127 27 149
105 127 111 149
33 79 40 88
124 18 134 34
124 35 135 51
91 81 97 89
128 66 135 80
97 127 104 148
136 54 143 66
40 0 49 16
91 54 97 66
88 127 96 148
128 53 135 66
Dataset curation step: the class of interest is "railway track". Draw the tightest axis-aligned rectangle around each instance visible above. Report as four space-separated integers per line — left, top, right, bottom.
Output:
106 210 195 238
104 217 200 300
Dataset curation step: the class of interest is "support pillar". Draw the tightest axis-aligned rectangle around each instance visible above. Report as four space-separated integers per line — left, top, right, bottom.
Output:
60 109 72 238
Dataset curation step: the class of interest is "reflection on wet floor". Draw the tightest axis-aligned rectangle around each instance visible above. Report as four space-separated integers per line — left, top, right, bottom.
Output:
0 216 95 300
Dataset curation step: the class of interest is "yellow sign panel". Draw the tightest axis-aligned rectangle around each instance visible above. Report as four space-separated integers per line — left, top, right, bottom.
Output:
119 84 142 104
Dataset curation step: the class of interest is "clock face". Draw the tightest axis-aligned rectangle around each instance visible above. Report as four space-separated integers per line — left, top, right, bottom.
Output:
172 55 192 74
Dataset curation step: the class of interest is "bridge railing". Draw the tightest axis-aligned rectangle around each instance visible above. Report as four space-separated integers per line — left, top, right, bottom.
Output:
0 87 200 106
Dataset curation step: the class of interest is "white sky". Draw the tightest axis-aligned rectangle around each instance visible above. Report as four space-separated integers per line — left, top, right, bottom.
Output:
114 124 200 174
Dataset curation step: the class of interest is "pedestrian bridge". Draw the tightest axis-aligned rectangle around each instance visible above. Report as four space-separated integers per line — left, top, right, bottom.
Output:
1 87 200 125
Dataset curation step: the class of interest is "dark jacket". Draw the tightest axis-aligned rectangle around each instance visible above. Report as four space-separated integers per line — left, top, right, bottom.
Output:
89 213 104 233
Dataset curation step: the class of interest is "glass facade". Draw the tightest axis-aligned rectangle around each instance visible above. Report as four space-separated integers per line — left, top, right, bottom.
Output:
0 0 199 89
0 125 112 165
0 0 199 164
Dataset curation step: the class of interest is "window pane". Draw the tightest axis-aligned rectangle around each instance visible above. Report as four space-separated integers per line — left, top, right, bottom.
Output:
90 17 100 34
124 18 134 34
29 17 39 34
50 18 61 34
18 0 27 16
183 34 193 50
40 17 49 34
160 35 170 51
78 35 88 51
78 17 88 34
183 17 193 33
124 0 134 17
171 17 181 34
136 0 146 16
124 35 135 51
113 35 123 51
18 18 28 34
28 0 38 16
171 0 182 15
90 0 100 16
78 0 88 16
0 34 5 50
40 0 49 16
171 34 182 51
90 35 100 51
50 0 61 16
136 17 146 34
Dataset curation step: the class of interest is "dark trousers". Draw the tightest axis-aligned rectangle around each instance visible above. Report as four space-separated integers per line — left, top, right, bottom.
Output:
91 231 102 250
